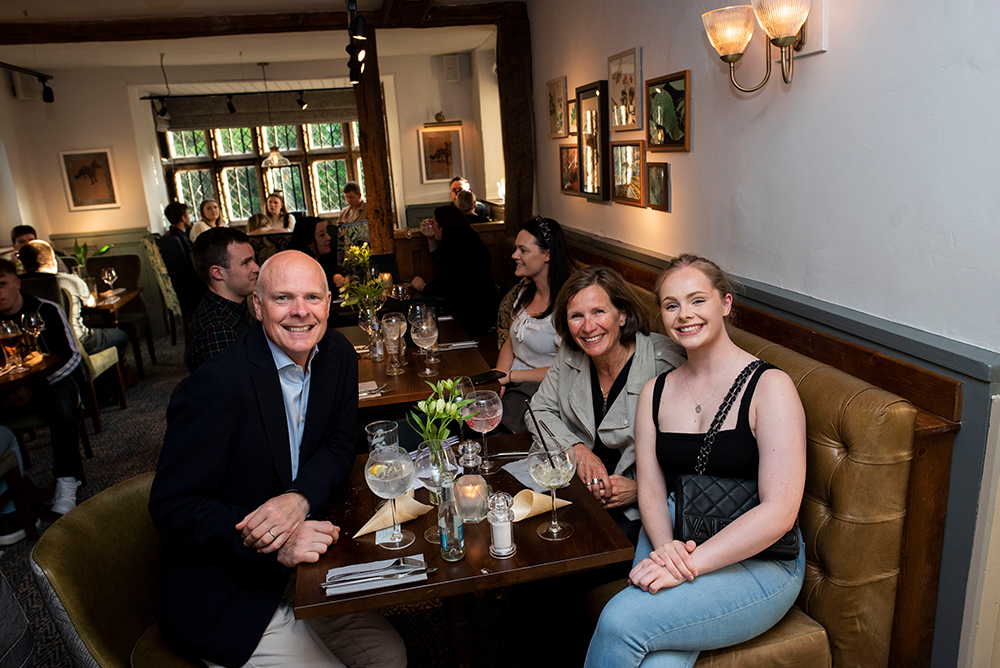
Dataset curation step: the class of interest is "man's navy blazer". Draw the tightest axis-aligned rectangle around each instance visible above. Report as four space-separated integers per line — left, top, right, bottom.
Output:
149 323 358 667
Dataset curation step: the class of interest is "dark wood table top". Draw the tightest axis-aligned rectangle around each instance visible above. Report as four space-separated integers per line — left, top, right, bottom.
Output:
82 287 142 315
0 354 60 391
294 433 635 620
336 320 494 409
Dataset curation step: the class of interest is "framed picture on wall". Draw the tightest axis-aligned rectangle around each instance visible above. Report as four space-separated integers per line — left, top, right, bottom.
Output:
646 70 691 152
647 162 670 212
418 125 464 183
546 76 568 138
611 140 646 207
608 47 641 132
577 80 610 202
59 149 120 211
568 99 578 136
559 145 581 195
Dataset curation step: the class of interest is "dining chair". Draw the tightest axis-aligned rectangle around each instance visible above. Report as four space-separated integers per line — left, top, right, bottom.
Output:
86 254 157 379
60 288 127 434
140 234 188 346
16 274 62 306
30 473 205 668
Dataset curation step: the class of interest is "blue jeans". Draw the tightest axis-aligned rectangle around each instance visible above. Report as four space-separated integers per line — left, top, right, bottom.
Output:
0 426 23 515
585 503 805 668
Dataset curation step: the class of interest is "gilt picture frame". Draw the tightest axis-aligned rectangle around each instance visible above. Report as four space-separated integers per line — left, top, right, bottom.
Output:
611 140 646 207
547 76 568 138
559 145 581 195
59 149 120 211
647 162 670 212
418 125 464 183
646 70 691 152
576 80 610 202
608 47 641 132
567 99 578 136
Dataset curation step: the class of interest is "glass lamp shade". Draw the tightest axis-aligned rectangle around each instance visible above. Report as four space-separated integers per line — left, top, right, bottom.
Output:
702 6 756 62
751 0 811 45
261 147 290 168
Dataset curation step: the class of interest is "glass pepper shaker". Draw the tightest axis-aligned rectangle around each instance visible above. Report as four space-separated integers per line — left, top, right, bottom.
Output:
488 492 516 559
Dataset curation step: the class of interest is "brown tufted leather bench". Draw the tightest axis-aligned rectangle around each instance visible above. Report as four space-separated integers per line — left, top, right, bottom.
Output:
585 279 917 668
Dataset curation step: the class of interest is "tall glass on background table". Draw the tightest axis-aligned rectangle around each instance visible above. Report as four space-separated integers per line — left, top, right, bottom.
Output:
410 317 438 378
381 312 406 377
463 390 503 475
527 438 577 540
414 440 459 544
0 321 27 373
364 445 416 550
407 304 428 356
101 267 120 303
21 312 44 354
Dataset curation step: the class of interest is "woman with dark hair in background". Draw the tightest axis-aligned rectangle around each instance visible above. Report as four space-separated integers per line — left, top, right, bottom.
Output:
410 205 496 337
263 191 296 231
289 216 345 288
494 217 574 431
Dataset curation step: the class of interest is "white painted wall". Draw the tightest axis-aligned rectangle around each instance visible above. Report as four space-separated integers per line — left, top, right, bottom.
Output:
471 45 504 202
528 0 1000 354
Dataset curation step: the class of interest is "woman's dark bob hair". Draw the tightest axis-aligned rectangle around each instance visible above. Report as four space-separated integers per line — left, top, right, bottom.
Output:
552 265 651 354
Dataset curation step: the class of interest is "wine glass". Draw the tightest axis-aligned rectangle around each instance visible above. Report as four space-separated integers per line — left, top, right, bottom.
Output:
407 304 428 356
101 267 120 303
381 312 406 377
414 441 459 543
357 307 381 360
449 376 479 465
21 312 45 354
410 317 438 377
463 390 503 475
364 445 416 550
527 439 578 541
0 321 27 373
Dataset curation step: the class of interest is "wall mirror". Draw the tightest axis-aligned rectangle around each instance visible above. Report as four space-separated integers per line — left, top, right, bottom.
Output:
576 80 609 201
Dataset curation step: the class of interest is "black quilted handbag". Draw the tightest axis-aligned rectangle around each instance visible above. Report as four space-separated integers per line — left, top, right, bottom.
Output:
672 361 800 561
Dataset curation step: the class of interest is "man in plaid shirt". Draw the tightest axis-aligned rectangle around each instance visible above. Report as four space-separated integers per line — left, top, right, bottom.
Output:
185 228 260 372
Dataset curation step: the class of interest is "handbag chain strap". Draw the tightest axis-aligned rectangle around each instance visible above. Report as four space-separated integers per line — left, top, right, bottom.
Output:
695 360 764 475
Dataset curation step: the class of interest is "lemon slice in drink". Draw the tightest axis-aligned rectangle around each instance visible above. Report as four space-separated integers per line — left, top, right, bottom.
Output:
369 463 388 477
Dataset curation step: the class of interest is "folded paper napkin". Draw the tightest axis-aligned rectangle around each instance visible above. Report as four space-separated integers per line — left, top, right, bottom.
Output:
512 489 571 522
352 490 432 538
24 351 43 366
358 380 380 397
324 554 429 596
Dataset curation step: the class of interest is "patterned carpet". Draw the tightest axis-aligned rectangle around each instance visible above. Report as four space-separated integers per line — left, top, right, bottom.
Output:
0 336 589 668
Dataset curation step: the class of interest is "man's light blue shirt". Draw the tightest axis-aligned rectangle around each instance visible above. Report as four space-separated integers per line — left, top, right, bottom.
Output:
265 337 319 480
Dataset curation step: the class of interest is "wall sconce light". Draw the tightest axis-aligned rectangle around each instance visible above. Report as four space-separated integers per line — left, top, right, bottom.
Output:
702 0 811 92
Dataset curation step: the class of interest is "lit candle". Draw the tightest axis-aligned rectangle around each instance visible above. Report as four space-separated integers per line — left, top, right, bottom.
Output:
455 474 488 524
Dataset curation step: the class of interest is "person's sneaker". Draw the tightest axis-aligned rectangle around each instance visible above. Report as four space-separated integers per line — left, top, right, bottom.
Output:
52 477 82 515
0 513 26 546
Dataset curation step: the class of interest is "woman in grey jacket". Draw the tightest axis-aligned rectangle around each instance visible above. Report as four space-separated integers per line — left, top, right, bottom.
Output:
527 265 685 543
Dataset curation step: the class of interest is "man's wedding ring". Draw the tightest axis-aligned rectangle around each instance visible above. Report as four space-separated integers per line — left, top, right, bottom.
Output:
268 529 277 539
589 478 600 486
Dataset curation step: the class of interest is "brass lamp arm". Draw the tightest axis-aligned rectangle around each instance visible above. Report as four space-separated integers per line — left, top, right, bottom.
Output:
728 36 796 93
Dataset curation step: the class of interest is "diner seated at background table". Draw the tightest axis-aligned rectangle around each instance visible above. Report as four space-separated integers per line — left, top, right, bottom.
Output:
493 216 574 432
158 201 207 317
247 213 288 264
185 227 259 372
189 198 227 243
526 265 685 544
584 254 806 667
18 240 128 361
409 205 497 338
289 216 347 289
453 189 488 224
0 258 86 516
263 190 296 231
149 250 405 668
449 175 491 220
6 224 69 274
336 181 367 225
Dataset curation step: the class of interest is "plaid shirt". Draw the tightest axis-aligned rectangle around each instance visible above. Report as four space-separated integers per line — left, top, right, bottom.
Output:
184 291 256 372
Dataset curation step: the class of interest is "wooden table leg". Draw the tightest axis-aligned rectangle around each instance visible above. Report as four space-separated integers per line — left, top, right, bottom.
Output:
445 593 476 668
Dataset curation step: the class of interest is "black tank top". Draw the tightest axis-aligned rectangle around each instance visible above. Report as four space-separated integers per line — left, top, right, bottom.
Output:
652 363 775 481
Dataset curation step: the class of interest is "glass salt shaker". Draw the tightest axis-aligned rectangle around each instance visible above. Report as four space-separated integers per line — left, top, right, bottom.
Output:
488 492 516 559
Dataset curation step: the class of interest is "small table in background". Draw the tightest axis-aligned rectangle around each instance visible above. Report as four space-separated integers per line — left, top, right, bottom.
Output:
82 288 142 380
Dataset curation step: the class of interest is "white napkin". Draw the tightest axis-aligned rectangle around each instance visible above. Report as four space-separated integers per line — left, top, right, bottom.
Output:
324 554 429 596
358 380 381 398
501 457 549 494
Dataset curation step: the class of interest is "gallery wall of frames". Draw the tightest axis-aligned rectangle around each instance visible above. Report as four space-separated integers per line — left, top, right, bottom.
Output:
546 47 688 215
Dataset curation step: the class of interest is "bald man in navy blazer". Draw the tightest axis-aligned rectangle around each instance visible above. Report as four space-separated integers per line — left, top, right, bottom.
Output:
150 251 406 668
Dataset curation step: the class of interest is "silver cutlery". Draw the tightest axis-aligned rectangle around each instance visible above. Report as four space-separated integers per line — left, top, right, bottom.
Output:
322 566 437 589
323 556 423 585
358 384 387 398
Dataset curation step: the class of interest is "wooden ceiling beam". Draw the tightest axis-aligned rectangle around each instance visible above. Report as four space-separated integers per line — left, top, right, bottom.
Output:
0 3 527 45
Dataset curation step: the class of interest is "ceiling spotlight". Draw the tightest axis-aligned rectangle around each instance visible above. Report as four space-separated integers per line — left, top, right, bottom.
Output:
346 41 366 66
350 14 367 40
39 78 54 104
297 92 308 110
157 98 169 117
226 95 236 114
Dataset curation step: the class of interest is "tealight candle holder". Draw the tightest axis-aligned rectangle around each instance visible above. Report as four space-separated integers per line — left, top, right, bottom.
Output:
455 474 489 524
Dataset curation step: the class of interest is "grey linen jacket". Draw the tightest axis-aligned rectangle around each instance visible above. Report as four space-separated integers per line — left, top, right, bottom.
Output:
526 331 686 521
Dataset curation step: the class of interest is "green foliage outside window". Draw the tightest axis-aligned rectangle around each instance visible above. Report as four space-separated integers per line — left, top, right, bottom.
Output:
313 160 349 213
168 131 208 158
221 166 261 220
175 170 216 207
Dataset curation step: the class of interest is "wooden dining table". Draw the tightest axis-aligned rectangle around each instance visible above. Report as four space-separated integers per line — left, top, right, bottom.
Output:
0 353 60 391
336 319 495 409
81 287 142 327
294 433 635 666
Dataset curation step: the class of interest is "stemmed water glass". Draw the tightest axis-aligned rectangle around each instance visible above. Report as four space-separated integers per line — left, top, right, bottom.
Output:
21 312 45 354
357 307 382 361
414 442 459 544
381 312 406 377
0 321 27 373
364 445 416 550
101 267 119 303
463 390 503 475
527 439 578 541
407 304 428 356
410 317 438 377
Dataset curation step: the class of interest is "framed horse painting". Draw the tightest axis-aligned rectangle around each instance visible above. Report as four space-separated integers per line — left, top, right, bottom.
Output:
59 149 120 211
418 125 464 184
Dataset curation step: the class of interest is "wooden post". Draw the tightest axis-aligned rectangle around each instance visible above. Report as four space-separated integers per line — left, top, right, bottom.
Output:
353 28 395 255
496 16 534 239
